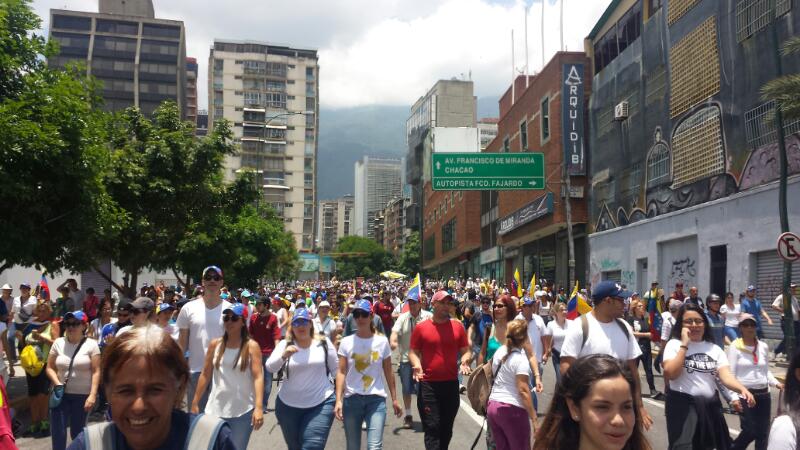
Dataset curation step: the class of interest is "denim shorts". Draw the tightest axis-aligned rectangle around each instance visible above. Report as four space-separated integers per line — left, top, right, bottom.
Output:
398 362 417 397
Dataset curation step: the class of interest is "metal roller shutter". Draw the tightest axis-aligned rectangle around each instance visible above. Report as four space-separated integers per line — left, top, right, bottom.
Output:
756 250 800 340
81 259 113 294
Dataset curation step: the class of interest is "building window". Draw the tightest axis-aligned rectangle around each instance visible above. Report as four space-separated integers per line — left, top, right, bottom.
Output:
616 1 642 55
52 15 91 31
96 19 139 35
541 98 550 141
502 136 510 153
519 120 528 151
442 219 457 253
649 0 663 16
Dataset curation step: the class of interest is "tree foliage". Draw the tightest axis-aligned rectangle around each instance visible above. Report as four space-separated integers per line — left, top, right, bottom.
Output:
398 231 421 276
333 236 393 280
0 0 116 275
762 36 800 122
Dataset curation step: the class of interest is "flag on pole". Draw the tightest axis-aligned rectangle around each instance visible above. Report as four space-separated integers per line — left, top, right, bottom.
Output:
39 274 50 301
566 281 591 320
647 288 663 342
528 273 537 297
513 269 523 298
406 273 421 302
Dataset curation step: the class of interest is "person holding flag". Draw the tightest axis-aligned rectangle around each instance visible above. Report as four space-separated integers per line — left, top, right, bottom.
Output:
565 282 592 320
513 269 524 299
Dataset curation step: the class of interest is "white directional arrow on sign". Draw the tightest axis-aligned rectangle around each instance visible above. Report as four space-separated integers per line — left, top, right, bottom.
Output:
435 161 441 170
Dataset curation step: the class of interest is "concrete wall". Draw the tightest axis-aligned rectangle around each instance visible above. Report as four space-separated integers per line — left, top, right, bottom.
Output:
588 176 800 296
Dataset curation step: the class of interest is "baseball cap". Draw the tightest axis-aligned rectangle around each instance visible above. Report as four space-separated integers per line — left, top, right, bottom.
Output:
156 303 174 314
131 297 155 311
746 285 757 292
431 290 454 304
591 281 632 302
241 290 252 298
223 303 249 319
20 283 31 289
522 296 536 306
64 310 88 323
354 299 372 313
318 300 331 308
792 283 798 288
0 284 11 290
361 294 373 301
738 312 757 324
202 265 223 278
292 308 311 324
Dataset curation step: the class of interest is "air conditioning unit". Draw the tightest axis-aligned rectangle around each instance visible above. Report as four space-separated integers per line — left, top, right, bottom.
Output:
614 101 629 121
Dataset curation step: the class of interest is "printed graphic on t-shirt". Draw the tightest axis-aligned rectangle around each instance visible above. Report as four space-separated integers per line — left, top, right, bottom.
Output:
684 353 719 374
353 350 381 390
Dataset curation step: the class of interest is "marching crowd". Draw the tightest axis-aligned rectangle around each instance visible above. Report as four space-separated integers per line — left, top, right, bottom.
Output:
0 267 799 449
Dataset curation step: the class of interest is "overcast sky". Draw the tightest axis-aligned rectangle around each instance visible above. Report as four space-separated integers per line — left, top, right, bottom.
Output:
33 0 610 109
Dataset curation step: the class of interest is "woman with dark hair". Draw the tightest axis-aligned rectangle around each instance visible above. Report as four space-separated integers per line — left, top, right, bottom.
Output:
192 303 264 450
534 354 651 450
627 299 658 397
769 349 800 449
67 327 236 449
662 303 755 449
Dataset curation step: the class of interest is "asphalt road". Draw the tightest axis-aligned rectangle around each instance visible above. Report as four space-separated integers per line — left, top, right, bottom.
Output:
15 355 778 449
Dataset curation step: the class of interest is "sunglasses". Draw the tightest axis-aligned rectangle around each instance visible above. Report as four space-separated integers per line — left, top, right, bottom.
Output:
223 315 240 322
203 274 222 281
352 310 370 319
492 304 506 309
64 321 82 328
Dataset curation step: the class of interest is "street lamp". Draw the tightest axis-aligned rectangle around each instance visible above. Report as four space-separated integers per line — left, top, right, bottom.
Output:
256 110 315 214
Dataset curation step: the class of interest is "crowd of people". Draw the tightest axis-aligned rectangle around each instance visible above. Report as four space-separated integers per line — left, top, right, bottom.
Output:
0 269 799 449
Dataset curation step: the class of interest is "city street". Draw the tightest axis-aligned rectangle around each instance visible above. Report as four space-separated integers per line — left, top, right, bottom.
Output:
14 353 779 449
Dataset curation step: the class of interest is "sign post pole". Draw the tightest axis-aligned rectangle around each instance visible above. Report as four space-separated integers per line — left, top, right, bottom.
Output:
778 231 800 356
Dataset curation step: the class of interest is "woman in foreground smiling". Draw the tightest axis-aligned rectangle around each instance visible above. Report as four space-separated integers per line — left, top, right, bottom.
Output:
67 326 237 450
533 354 651 450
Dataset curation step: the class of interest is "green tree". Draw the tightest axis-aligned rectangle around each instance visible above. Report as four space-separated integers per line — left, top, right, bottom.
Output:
0 0 117 275
398 231 421 276
333 236 392 280
762 37 800 121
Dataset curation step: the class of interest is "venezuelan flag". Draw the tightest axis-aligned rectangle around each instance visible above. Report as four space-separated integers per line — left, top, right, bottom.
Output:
647 288 663 342
566 281 592 320
39 274 50 300
513 269 523 298
406 273 421 302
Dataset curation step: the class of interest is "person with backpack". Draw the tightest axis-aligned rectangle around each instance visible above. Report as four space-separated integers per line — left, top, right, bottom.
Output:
266 308 338 450
67 327 236 450
559 280 654 430
487 319 539 450
334 299 402 450
408 290 471 450
21 299 58 438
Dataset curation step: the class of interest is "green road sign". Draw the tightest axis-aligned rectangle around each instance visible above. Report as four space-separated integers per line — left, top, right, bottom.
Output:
431 152 545 190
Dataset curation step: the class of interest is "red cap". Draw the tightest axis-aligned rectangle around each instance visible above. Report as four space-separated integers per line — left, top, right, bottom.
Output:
431 290 454 304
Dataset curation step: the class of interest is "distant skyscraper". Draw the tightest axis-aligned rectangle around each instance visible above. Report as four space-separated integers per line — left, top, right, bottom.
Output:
354 157 404 239
196 110 208 137
186 57 198 126
48 0 186 116
478 118 499 150
317 196 354 253
208 39 319 251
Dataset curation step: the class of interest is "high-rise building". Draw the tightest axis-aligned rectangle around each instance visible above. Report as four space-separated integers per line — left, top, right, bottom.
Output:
186 57 198 126
196 110 208 137
208 39 319 251
48 0 186 116
478 118 499 150
382 196 409 256
316 196 354 253
353 157 404 239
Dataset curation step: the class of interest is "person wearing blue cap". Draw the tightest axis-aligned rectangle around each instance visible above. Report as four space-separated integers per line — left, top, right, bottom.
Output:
342 296 385 338
334 299 402 449
741 285 772 338
559 280 654 430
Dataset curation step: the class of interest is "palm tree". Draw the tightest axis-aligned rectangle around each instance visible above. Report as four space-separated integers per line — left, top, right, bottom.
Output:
761 36 800 122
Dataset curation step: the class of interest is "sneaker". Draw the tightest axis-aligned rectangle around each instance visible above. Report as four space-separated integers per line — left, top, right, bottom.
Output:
651 391 666 401
403 415 413 429
459 384 467 394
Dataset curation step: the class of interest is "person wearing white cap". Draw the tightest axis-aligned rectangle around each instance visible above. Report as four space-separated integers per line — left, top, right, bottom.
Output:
313 301 338 345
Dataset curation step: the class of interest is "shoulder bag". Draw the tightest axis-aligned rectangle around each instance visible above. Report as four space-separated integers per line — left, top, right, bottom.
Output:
49 337 87 409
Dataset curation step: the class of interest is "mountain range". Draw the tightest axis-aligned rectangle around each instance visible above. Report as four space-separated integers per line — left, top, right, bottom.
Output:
317 96 500 200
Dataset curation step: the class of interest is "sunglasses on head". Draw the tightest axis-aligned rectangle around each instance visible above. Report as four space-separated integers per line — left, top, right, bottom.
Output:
352 310 370 319
64 320 82 328
203 274 222 281
223 315 240 322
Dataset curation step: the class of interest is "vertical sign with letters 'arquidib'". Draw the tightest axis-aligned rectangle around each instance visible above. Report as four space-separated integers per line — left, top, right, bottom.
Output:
562 63 585 175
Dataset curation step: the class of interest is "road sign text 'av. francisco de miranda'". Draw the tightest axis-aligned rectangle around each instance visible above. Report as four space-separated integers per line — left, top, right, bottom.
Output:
431 153 545 191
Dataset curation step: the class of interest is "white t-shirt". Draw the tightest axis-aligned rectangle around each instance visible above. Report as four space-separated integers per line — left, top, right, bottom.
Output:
276 308 289 337
12 295 36 325
265 338 337 408
0 323 6 374
661 312 676 341
546 319 570 352
50 337 101 395
662 339 728 398
176 299 231 372
773 295 800 321
488 346 530 408
337 334 392 398
90 317 117 340
768 415 796 450
560 312 641 361
720 304 741 327
727 340 778 389
161 323 179 341
515 313 550 362
313 316 338 342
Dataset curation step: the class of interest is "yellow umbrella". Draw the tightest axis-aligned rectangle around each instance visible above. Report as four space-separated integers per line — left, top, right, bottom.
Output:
380 271 407 279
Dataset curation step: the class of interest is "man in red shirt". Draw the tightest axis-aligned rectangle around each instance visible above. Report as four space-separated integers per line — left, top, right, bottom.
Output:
249 297 281 413
409 290 471 450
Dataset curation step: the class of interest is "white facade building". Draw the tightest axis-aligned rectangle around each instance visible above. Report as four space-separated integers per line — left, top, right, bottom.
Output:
354 157 404 239
208 39 319 251
316 196 354 253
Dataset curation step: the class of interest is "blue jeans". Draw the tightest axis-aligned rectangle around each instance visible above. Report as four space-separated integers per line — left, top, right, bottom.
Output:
724 326 740 342
50 393 88 450
343 394 387 450
398 362 416 397
187 371 209 411
223 408 253 450
263 359 274 411
275 394 335 450
551 349 562 384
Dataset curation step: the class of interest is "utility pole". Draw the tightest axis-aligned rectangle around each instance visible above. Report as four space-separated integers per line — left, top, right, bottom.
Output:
563 163 576 290
768 0 794 356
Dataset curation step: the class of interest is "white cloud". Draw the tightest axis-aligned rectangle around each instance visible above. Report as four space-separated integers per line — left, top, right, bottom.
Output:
32 0 611 109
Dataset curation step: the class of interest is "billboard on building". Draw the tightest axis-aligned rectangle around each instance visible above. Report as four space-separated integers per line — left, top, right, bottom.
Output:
432 127 480 153
562 63 585 175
